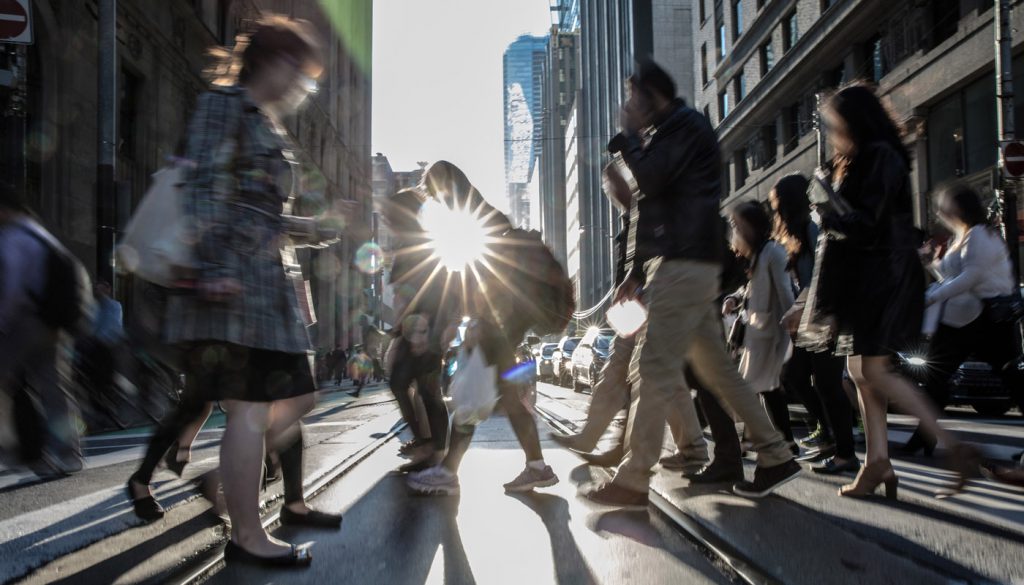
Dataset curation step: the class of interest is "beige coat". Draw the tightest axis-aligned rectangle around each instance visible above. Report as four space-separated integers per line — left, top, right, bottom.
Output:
733 242 795 392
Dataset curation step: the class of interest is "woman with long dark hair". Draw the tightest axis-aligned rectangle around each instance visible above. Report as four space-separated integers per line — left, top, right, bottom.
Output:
771 174 858 475
723 201 796 446
794 83 979 497
903 183 1021 453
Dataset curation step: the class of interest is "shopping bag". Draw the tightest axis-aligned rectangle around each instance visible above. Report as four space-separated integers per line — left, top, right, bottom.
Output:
116 165 196 287
449 346 499 426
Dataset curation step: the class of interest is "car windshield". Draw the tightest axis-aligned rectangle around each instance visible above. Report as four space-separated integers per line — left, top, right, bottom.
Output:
595 335 613 351
541 345 557 358
563 339 580 353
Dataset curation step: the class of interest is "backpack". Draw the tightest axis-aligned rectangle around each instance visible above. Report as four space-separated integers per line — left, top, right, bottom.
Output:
20 221 94 335
490 228 576 336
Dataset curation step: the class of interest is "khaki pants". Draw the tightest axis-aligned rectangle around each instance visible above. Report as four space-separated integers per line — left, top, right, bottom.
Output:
576 333 707 460
613 259 791 492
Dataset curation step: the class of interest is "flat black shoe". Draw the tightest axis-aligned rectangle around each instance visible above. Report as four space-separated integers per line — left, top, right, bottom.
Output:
580 446 624 467
126 479 165 522
686 461 744 484
280 507 343 529
162 442 187 478
224 541 313 567
811 457 861 475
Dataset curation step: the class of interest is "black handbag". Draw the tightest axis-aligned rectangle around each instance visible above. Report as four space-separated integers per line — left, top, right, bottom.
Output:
983 293 1024 324
727 316 746 352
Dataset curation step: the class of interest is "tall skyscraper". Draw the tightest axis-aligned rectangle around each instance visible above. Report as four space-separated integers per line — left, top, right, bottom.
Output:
503 34 549 228
539 29 579 269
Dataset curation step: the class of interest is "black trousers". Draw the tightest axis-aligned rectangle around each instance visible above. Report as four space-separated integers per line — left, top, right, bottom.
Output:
782 346 855 458
924 313 1023 408
688 367 743 467
389 339 450 452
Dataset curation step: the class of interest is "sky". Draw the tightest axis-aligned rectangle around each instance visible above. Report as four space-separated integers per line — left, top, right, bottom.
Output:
371 0 553 213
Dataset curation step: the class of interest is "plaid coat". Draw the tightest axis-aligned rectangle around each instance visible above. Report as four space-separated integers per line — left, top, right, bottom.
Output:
164 87 313 354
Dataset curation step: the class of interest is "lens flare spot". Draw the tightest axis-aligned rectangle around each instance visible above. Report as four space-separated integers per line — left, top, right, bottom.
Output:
355 242 383 274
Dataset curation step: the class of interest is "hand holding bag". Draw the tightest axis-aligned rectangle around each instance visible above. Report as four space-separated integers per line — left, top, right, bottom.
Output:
449 346 499 427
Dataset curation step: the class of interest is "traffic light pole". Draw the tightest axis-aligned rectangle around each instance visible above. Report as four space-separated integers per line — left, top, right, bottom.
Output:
996 0 1020 281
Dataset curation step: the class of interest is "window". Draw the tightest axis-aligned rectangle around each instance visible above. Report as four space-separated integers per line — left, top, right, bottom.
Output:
783 96 814 153
734 149 749 188
759 42 774 77
757 0 765 8
930 0 960 47
196 0 225 42
119 68 141 159
719 90 730 122
782 10 799 53
700 0 707 23
821 0 837 12
715 1 727 60
734 75 746 104
732 0 744 40
701 43 709 85
869 35 884 82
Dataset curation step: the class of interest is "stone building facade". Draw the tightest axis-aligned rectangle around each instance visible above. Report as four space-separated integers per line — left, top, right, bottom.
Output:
0 0 373 353
693 0 1024 242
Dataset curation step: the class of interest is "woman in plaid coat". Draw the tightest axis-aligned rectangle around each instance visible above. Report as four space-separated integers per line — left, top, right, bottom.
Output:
157 16 357 567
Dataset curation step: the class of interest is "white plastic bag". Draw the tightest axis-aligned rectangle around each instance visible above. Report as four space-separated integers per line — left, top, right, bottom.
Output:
449 346 499 426
606 300 648 338
116 166 196 287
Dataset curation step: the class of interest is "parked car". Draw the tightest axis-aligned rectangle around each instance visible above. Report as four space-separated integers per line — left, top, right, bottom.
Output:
535 343 559 382
571 328 615 393
553 336 582 388
897 350 1023 417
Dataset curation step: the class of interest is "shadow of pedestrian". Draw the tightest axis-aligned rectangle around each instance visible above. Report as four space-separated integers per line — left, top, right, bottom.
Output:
509 492 599 585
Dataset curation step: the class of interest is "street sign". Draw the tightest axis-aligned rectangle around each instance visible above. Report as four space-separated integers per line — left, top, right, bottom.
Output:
1003 142 1024 177
0 0 32 44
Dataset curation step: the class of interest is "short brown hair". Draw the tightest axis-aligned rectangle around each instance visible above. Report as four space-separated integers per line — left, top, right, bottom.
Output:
207 15 324 86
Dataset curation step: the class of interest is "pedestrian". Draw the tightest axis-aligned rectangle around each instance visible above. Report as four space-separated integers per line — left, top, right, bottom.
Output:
407 288 559 496
722 201 797 450
901 182 1022 455
551 162 710 473
379 186 456 469
582 60 798 508
158 15 353 566
79 281 124 417
0 183 93 478
771 174 858 474
787 83 979 498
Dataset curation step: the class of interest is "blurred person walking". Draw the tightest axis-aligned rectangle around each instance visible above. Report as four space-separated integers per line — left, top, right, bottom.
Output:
550 162 709 473
771 175 858 474
582 60 798 508
0 185 93 478
788 84 980 498
900 183 1022 455
721 201 797 451
153 16 356 566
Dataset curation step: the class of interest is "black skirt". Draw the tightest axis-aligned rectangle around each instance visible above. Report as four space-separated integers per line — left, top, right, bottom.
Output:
184 342 316 402
839 248 924 357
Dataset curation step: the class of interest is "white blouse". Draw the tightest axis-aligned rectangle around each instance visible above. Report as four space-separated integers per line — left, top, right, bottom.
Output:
926 225 1016 328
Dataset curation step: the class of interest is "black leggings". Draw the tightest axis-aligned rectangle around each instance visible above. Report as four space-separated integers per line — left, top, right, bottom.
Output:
443 380 543 473
923 314 1023 410
131 377 306 504
783 346 854 458
760 388 794 443
689 367 743 467
389 339 450 452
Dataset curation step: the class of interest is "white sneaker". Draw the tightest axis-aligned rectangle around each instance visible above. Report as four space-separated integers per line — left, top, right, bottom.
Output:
503 465 559 493
407 465 460 496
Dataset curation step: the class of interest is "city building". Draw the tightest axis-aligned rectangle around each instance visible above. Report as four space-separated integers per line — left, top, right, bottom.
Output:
563 0 695 311
539 28 579 269
503 34 548 229
0 0 373 352
694 0 1024 254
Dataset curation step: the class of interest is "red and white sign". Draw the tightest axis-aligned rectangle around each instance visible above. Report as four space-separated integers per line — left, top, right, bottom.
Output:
1003 141 1024 178
0 0 32 44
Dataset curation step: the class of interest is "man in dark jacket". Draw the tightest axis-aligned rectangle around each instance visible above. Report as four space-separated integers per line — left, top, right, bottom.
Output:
582 60 798 507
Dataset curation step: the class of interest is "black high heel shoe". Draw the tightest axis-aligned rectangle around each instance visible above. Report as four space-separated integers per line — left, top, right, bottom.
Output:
126 476 165 521
224 541 313 567
899 428 936 457
162 442 188 477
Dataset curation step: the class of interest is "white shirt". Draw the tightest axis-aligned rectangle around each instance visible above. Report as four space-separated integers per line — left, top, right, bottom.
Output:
926 225 1016 327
